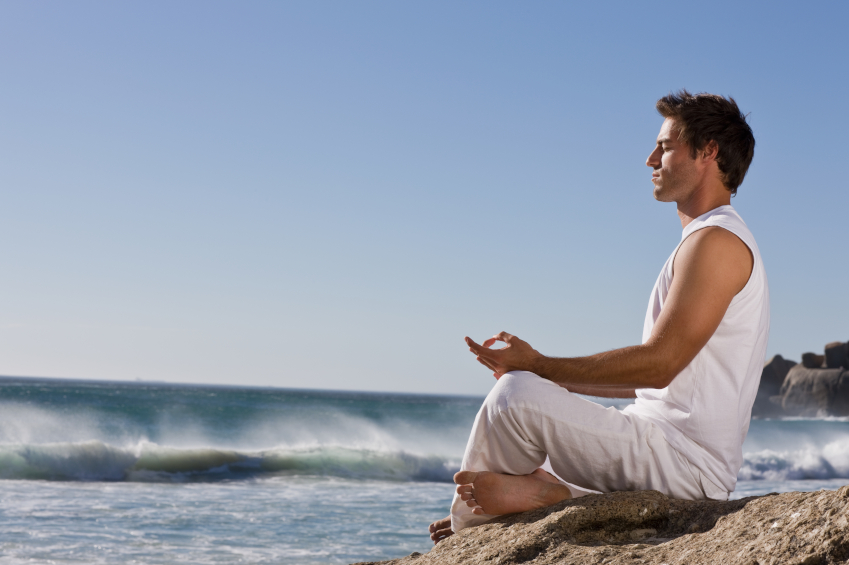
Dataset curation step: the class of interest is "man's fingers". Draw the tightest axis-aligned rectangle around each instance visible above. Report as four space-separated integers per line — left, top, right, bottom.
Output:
465 337 486 354
495 331 515 342
478 358 505 379
483 332 514 349
476 356 500 374
467 333 516 352
466 334 516 378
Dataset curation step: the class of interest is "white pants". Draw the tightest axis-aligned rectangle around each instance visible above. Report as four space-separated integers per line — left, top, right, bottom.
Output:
450 372 720 532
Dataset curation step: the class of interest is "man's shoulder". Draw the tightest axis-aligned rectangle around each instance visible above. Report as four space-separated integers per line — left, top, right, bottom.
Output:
675 226 753 294
687 224 749 248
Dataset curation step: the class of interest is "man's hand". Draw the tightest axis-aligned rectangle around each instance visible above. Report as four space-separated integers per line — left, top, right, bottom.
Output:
465 332 541 379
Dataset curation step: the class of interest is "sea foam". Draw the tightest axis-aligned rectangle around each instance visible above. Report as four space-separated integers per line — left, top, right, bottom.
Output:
739 437 849 481
0 441 458 483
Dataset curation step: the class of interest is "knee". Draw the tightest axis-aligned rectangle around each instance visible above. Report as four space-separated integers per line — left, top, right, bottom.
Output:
488 371 562 411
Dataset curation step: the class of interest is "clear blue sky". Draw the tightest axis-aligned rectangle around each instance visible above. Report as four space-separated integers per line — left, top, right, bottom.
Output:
1 1 846 396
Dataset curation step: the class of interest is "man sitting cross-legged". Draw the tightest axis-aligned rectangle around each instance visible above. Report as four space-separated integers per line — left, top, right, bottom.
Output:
430 90 769 544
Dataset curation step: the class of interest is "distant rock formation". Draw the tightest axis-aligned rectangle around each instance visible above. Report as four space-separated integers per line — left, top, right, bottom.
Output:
751 339 849 418
752 354 798 418
355 487 849 565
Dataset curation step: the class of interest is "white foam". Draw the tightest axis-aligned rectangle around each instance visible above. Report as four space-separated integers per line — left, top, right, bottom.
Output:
739 437 849 481
0 440 458 483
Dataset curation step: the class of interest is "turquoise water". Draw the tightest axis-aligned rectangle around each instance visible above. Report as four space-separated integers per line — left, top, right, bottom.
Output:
1 376 848 563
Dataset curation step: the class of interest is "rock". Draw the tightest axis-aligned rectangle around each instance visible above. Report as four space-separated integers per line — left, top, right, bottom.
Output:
764 342 849 416
751 355 797 418
802 352 826 369
355 487 849 565
825 341 849 370
779 365 849 416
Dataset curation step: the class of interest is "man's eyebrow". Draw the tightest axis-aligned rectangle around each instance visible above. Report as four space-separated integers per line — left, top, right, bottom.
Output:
656 137 674 145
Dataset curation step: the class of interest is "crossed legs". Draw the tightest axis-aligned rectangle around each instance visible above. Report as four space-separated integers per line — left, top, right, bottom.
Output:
429 371 707 543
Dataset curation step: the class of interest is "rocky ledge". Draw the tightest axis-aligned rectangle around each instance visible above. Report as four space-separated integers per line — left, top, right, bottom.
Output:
753 339 849 418
355 486 849 565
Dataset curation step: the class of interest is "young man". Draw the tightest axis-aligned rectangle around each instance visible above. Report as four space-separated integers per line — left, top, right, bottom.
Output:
429 90 768 543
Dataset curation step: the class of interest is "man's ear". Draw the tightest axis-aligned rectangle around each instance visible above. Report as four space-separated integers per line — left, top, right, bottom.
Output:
701 140 719 162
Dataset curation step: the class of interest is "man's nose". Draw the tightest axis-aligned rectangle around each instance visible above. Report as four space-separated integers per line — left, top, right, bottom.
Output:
646 148 661 168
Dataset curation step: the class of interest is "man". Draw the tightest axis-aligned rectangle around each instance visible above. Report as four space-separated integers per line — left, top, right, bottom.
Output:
429 90 768 543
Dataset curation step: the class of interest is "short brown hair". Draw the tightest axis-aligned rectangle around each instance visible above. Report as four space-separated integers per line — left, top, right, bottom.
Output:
656 90 755 195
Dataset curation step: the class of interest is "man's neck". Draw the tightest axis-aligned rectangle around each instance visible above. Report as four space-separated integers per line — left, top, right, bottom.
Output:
676 183 732 229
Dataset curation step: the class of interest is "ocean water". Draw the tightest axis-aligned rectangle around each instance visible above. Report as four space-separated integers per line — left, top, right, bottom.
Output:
1 377 849 564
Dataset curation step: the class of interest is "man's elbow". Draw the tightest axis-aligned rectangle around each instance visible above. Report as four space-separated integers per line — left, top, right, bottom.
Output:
639 373 673 390
652 371 677 389
637 340 694 389
641 358 686 389
654 355 693 389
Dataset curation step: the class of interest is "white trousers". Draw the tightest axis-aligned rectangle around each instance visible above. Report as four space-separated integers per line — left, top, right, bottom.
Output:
450 371 720 532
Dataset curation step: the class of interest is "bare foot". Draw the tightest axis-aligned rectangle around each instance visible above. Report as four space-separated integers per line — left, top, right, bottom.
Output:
529 467 563 484
428 515 453 544
454 469 571 516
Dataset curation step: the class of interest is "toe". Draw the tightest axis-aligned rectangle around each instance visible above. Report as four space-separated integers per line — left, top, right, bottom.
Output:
454 470 478 485
429 516 451 534
430 527 453 543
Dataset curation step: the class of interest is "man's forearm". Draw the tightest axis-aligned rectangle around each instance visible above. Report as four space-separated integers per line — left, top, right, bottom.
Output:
468 328 695 391
559 382 637 398
529 342 682 391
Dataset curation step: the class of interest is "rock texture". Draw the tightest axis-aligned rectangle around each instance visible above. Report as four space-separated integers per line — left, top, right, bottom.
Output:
751 354 797 418
356 487 849 565
753 340 849 418
825 342 849 370
779 365 849 417
802 353 826 369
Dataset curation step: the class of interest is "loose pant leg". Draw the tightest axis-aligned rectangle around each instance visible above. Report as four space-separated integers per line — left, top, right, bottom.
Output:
450 371 707 532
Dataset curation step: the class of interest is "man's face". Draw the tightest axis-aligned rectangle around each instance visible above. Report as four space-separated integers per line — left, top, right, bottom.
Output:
646 118 701 203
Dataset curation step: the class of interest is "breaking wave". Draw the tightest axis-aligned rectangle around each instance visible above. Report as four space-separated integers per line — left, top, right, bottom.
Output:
0 441 458 483
740 437 849 481
8 438 849 484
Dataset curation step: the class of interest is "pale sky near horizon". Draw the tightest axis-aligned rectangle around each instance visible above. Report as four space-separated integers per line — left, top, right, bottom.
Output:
1 1 847 396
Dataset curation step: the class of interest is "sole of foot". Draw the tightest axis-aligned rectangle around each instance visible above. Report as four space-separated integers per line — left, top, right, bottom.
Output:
453 470 571 516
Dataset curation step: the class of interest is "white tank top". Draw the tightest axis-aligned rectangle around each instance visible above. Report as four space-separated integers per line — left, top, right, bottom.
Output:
623 205 770 495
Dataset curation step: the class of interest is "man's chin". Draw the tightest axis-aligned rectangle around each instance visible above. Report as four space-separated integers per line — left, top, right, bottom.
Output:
652 186 675 203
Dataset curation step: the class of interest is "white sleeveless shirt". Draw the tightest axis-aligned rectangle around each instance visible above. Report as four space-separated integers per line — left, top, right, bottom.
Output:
623 205 769 496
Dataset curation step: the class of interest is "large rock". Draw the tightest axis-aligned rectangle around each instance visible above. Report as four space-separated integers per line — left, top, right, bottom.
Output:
357 487 849 565
779 364 849 417
751 354 797 418
802 352 826 369
825 341 849 370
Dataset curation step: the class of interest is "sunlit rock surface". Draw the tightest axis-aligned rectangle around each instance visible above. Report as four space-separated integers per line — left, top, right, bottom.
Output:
356 486 849 565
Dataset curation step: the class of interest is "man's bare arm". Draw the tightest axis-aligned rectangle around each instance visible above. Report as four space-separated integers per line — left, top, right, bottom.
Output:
469 227 753 390
558 384 637 399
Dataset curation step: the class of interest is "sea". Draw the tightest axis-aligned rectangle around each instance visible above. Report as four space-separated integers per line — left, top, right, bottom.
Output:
2 377 849 564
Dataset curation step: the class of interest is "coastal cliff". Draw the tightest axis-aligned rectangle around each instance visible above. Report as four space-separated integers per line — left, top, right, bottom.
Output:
356 486 849 565
752 339 849 418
